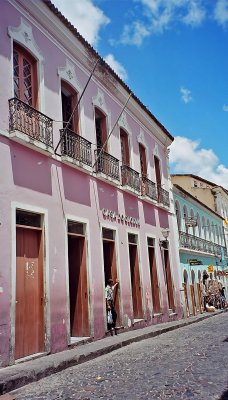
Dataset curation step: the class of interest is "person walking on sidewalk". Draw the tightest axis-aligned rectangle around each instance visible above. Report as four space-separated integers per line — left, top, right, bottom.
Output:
105 278 119 336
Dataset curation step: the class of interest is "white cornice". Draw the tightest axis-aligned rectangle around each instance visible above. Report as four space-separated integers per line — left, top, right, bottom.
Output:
58 59 82 94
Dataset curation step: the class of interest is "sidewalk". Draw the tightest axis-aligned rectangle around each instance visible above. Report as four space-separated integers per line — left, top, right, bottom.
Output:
0 310 226 396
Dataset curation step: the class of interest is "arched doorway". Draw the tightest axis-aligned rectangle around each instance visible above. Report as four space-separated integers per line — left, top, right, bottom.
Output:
183 270 190 317
190 270 197 315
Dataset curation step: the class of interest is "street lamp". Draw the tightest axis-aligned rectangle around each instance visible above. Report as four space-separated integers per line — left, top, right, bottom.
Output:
159 228 170 248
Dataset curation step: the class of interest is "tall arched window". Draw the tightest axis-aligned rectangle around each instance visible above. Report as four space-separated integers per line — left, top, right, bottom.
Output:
184 270 188 284
183 205 188 233
207 219 211 241
219 226 223 245
191 270 195 285
61 80 79 133
175 200 181 231
139 143 147 177
120 128 130 166
202 216 206 239
197 213 201 237
13 43 38 107
211 223 215 243
95 107 107 151
190 209 196 236
215 225 219 244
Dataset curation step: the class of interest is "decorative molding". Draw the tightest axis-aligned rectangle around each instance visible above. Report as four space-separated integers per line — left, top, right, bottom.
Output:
92 88 111 132
137 129 146 147
118 112 132 135
92 89 109 117
58 59 82 94
153 143 159 158
8 18 44 63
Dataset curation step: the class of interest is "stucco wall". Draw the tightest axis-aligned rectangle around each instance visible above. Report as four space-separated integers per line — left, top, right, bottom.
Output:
0 0 182 366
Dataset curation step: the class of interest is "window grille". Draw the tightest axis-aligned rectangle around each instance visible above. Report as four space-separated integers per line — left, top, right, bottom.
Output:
102 228 115 240
68 221 85 235
16 210 41 227
128 233 137 244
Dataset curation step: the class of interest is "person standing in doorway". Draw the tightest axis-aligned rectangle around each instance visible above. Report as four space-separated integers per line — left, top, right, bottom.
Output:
105 278 119 336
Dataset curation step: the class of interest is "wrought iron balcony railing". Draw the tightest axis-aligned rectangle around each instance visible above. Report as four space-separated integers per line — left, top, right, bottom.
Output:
60 128 92 167
179 231 227 257
157 184 170 207
141 176 157 201
94 150 120 181
121 165 141 193
9 97 53 147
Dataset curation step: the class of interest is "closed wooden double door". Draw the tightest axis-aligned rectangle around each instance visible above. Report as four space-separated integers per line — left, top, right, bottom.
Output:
15 226 44 359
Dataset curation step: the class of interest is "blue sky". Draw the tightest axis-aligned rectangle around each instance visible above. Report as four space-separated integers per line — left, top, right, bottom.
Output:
52 0 228 188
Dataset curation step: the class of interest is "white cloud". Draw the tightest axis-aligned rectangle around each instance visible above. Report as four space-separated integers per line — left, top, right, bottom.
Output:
214 0 228 27
104 54 128 81
117 0 207 47
180 87 193 103
137 0 206 32
183 0 206 26
223 104 228 111
121 21 150 46
52 0 110 46
170 136 228 188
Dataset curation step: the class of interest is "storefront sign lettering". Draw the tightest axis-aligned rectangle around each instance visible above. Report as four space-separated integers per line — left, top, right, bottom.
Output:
102 208 140 226
189 259 203 266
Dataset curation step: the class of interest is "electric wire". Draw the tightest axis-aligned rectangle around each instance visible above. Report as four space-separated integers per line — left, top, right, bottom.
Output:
54 58 100 155
92 92 132 170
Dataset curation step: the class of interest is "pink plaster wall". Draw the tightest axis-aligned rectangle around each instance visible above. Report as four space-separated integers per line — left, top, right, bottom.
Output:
0 1 182 366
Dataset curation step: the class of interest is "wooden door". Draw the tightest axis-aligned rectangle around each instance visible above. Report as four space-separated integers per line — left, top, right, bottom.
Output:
103 240 120 325
154 156 161 186
129 243 143 319
148 246 160 313
15 226 44 359
190 284 196 316
139 144 147 177
120 129 130 166
197 283 203 313
183 283 190 317
95 108 107 150
68 235 89 337
163 249 175 310
61 81 79 133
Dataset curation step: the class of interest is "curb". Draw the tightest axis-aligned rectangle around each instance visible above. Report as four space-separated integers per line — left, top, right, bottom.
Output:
0 310 226 395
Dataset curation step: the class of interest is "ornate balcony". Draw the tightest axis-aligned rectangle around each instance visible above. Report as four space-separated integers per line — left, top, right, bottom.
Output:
179 231 227 257
121 165 140 193
94 150 120 181
141 176 157 201
60 128 92 167
157 184 170 207
9 97 53 148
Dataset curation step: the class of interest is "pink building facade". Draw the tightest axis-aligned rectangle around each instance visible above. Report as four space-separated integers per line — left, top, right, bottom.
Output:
0 0 183 367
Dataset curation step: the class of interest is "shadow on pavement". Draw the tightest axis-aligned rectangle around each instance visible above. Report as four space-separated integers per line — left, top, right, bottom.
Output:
220 389 228 400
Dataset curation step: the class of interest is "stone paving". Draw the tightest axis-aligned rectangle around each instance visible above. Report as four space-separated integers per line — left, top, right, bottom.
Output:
11 313 228 400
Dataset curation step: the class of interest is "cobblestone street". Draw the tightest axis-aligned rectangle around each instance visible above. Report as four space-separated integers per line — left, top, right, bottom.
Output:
12 313 228 400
